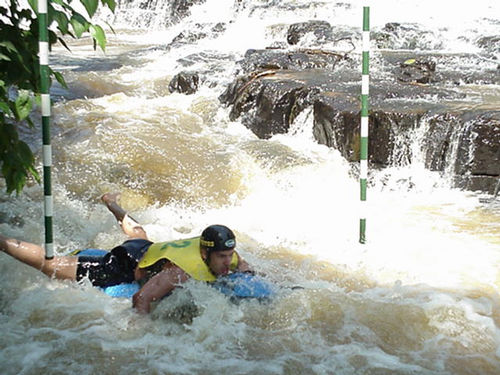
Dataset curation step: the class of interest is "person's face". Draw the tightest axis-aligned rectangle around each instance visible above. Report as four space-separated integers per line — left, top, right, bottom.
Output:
204 249 235 276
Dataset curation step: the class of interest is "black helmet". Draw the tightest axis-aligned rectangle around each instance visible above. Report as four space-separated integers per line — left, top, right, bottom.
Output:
200 225 236 252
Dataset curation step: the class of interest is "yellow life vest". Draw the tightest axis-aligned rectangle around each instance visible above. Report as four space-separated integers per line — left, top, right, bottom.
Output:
138 237 238 282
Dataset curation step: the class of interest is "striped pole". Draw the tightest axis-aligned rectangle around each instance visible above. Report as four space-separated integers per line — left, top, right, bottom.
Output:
38 0 54 259
359 5 370 244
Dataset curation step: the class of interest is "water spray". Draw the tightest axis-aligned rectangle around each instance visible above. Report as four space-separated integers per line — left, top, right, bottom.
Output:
38 0 54 259
359 4 370 244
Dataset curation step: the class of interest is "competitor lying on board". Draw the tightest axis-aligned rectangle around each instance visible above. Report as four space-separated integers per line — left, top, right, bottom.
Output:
0 193 253 313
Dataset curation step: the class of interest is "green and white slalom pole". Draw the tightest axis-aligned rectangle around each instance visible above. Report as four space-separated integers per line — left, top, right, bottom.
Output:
359 4 370 244
38 0 54 259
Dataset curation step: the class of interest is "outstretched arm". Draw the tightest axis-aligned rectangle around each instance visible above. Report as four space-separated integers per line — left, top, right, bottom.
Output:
132 264 189 314
0 234 78 280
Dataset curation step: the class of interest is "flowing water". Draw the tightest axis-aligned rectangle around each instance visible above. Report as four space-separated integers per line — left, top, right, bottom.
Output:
1 0 499 374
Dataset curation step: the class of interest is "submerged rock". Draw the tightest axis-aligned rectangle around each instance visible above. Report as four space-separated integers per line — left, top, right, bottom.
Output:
169 71 200 94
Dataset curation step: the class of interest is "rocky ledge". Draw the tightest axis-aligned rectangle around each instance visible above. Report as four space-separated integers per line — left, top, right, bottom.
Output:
214 45 499 195
168 18 499 194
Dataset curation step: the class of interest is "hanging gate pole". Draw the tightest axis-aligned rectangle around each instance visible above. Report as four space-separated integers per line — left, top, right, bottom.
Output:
38 0 54 259
359 5 370 244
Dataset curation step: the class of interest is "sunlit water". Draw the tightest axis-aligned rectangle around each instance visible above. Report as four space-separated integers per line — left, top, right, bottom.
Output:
1 0 499 374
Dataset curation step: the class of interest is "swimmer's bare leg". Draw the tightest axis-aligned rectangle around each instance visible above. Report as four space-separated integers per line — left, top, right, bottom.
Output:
101 192 148 240
0 234 78 280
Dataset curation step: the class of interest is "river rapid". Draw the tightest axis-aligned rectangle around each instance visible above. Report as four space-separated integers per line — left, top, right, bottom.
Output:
0 0 499 374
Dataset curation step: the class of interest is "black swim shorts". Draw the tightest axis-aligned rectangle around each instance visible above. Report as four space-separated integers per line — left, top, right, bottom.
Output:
76 238 153 287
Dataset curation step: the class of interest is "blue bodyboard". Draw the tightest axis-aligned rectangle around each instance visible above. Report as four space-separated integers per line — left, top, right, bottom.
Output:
212 272 275 299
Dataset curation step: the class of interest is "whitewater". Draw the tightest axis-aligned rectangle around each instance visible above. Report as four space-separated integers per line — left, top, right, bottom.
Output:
0 0 499 374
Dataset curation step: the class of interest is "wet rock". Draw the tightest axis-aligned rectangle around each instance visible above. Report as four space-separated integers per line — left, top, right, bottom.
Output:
167 23 226 50
395 58 437 84
287 20 333 45
177 51 234 69
171 0 207 23
424 112 500 175
237 48 346 73
374 22 442 50
423 113 456 172
314 97 500 194
381 51 500 86
453 112 500 192
168 30 208 50
313 92 425 168
312 93 360 162
227 71 320 138
476 35 500 57
169 71 200 94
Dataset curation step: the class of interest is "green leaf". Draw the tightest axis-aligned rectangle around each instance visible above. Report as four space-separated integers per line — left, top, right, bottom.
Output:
57 36 72 52
0 52 11 61
0 41 18 62
18 141 35 166
50 0 71 8
0 41 18 53
25 116 34 129
0 100 11 115
13 171 26 195
70 13 90 38
81 0 99 18
104 20 116 35
101 0 116 12
89 24 106 51
1 122 18 142
27 0 37 14
14 91 33 121
51 68 68 89
27 165 41 184
52 10 70 35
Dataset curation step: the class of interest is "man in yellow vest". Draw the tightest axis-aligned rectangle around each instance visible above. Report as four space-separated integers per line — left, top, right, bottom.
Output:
0 193 253 314
132 223 252 313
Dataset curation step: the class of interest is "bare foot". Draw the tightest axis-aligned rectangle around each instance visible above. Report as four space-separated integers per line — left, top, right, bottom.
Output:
101 192 127 222
101 192 121 207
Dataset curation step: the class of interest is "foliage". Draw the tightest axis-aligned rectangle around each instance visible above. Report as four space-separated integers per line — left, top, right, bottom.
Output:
0 0 115 194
